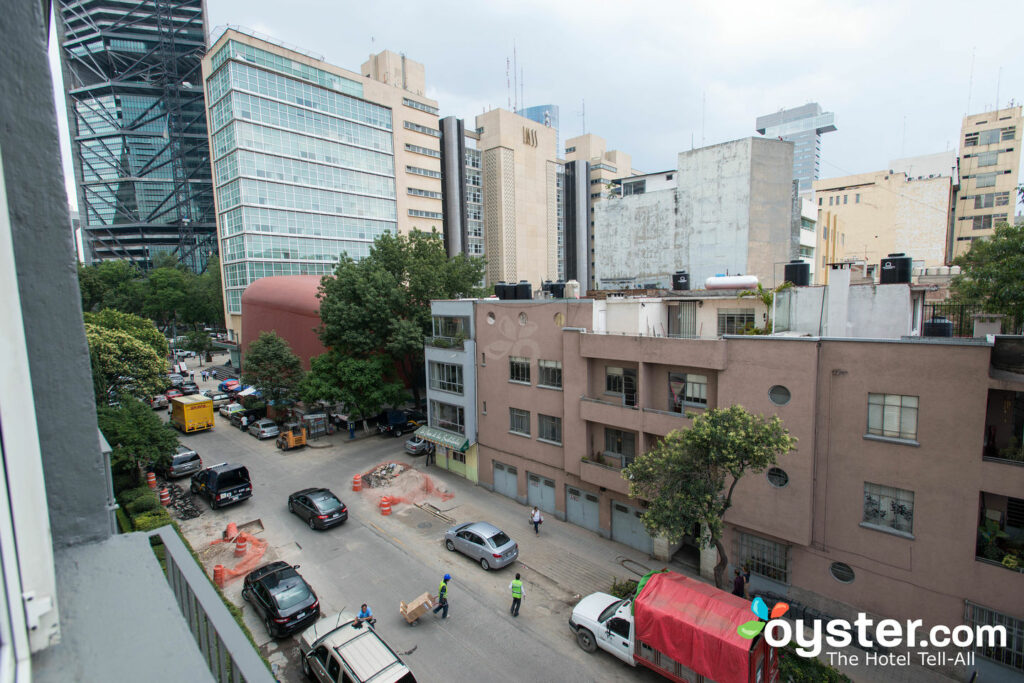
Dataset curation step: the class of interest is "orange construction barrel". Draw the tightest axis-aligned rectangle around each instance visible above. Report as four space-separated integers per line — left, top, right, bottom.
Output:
380 496 392 516
159 488 171 506
146 472 157 489
224 522 238 541
234 535 247 557
352 474 362 492
213 565 225 587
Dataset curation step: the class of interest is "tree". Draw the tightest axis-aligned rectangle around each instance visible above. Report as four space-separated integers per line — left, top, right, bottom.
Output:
77 260 145 314
623 405 797 588
97 399 178 481
143 264 192 335
952 220 1024 332
241 331 304 409
737 281 792 334
193 255 225 327
184 329 214 365
83 309 168 359
85 323 168 404
299 352 407 426
318 230 485 405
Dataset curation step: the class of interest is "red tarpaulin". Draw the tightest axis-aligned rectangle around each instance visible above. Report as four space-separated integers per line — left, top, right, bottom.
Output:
634 572 755 683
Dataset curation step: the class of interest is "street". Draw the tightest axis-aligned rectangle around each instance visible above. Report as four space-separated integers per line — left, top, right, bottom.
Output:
171 361 666 683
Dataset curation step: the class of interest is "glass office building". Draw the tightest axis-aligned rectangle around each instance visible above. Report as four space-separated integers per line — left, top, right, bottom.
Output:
204 33 397 315
755 103 837 194
55 0 216 271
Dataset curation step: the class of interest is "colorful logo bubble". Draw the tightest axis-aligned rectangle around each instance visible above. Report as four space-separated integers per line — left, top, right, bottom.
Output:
737 596 789 639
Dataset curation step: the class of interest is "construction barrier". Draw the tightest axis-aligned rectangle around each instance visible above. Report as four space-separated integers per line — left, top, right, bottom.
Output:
159 488 171 506
213 565 225 587
380 496 392 516
146 472 157 489
234 536 247 557
224 522 238 541
352 474 362 492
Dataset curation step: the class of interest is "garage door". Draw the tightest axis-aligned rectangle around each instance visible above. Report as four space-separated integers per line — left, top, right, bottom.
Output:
566 486 600 534
527 473 556 513
611 501 653 554
493 461 518 500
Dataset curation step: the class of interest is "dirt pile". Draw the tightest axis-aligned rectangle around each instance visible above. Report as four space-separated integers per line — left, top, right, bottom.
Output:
361 461 455 506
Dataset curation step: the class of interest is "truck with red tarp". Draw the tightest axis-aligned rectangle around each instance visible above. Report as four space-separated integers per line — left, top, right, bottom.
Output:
568 570 778 683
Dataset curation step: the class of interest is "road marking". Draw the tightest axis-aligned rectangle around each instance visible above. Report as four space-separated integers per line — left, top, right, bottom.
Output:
369 522 404 547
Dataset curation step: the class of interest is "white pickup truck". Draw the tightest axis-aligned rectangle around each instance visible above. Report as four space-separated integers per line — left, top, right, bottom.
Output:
299 612 416 683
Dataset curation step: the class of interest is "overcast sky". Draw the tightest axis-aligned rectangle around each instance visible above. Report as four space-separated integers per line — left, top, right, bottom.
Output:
50 0 1024 212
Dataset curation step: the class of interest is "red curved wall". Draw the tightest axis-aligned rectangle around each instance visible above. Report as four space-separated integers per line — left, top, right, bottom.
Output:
240 275 326 370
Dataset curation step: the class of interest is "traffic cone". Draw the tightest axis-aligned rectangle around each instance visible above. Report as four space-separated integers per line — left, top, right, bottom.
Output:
213 565 225 587
380 496 392 516
352 474 362 491
146 472 157 489
159 488 171 506
234 535 247 557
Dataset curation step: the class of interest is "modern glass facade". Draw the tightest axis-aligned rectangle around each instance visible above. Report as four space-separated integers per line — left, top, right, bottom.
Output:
755 103 837 194
56 0 216 272
205 37 397 314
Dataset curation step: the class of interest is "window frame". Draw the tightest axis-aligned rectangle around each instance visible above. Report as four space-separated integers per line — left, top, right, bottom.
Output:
538 359 562 389
605 366 624 395
861 481 915 536
537 414 562 445
736 532 790 584
509 356 531 384
509 407 531 436
603 428 636 467
429 361 464 395
668 372 708 411
429 399 465 434
866 393 919 442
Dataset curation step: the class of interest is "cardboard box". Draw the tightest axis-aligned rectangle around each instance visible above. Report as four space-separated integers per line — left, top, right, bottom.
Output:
400 592 435 623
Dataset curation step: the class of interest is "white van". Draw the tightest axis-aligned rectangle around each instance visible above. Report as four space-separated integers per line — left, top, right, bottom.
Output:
299 612 416 683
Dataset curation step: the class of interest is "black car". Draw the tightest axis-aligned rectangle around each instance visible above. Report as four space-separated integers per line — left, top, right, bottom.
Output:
376 409 427 437
288 488 348 530
190 463 252 509
242 562 320 638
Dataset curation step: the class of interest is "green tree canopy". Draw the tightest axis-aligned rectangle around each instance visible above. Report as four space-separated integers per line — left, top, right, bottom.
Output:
624 405 797 588
241 331 304 409
184 329 214 365
84 309 168 359
78 260 145 314
299 352 407 424
97 399 179 479
952 219 1024 331
86 323 168 404
143 264 191 332
318 230 485 405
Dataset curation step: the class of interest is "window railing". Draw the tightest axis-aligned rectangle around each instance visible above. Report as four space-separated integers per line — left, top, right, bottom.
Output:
425 335 465 350
147 527 274 683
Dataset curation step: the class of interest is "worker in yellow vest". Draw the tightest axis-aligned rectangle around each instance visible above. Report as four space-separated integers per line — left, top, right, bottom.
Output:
509 573 523 617
432 574 450 619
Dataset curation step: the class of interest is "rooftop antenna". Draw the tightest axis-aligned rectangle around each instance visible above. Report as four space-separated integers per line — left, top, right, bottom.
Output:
581 99 586 134
506 57 511 110
520 66 524 113
966 47 975 115
995 66 1002 112
513 41 518 112
701 90 706 147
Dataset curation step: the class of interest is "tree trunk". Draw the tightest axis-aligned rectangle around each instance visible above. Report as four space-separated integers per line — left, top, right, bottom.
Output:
713 536 729 589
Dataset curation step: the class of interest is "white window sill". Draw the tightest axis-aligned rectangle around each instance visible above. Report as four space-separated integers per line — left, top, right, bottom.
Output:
537 438 562 447
859 522 915 540
538 384 563 392
509 430 531 439
863 434 920 447
508 380 531 386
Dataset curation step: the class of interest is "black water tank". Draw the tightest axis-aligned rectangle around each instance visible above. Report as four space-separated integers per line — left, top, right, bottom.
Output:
494 281 509 300
549 281 566 298
671 271 690 291
880 253 912 284
515 280 532 300
922 316 954 337
784 260 810 286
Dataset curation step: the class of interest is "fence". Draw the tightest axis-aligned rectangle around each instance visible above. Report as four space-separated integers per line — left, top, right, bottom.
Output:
923 303 991 337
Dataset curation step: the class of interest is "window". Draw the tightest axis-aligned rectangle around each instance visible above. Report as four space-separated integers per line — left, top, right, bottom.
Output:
606 366 624 394
403 120 441 137
565 146 576 154
407 165 441 179
408 187 442 199
818 197 822 206
855 193 860 203
736 532 789 583
432 315 468 338
604 428 636 467
768 385 791 406
430 400 464 434
409 208 443 219
622 180 645 196
965 601 1024 673
799 246 814 258
1002 126 1017 142
766 467 789 487
429 362 463 394
509 357 530 384
976 172 997 188
607 617 631 639
862 482 914 534
717 309 755 335
978 129 1002 145
403 97 439 115
451 451 466 464
538 360 562 389
538 414 562 445
830 562 855 583
843 195 848 204
829 196 833 206
978 151 999 167
867 393 918 440
668 372 707 410
405 143 440 158
509 408 530 436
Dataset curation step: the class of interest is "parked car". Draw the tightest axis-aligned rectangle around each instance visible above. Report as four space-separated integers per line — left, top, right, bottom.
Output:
164 388 183 400
288 488 348 530
157 445 202 479
151 394 169 410
174 349 196 359
181 381 199 396
377 409 427 437
249 418 280 440
230 407 266 429
167 373 184 387
404 436 433 456
190 463 252 509
299 612 416 683
242 562 320 638
219 402 244 418
444 521 519 570
209 393 231 407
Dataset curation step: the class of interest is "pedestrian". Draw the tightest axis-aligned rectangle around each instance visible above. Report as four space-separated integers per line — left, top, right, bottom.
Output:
742 562 751 599
190 371 195 382
355 603 376 627
425 444 435 467
530 506 543 534
241 415 248 431
731 568 745 598
509 573 524 617
432 574 450 619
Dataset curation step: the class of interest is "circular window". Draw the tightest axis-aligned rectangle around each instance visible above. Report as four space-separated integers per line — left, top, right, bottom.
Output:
554 312 565 327
487 312 495 325
768 385 791 406
830 562 855 583
766 467 789 488
519 312 528 326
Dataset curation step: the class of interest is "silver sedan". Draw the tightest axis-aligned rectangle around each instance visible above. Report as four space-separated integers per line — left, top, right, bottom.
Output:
444 521 519 570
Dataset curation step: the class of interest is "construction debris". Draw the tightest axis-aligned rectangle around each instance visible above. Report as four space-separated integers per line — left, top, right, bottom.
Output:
362 462 408 488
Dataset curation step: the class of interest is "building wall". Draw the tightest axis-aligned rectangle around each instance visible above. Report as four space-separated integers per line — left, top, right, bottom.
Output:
593 189 678 288
745 138 799 286
239 275 326 369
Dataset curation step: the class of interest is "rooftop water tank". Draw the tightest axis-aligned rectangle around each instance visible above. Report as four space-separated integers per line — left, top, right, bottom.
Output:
783 260 810 287
494 281 510 300
880 253 912 284
705 275 759 290
671 271 690 291
564 280 581 299
922 316 954 337
515 280 532 300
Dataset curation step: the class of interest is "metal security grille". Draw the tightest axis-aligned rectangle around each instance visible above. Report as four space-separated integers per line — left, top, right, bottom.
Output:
965 600 1024 672
718 309 755 336
509 357 531 383
736 532 789 583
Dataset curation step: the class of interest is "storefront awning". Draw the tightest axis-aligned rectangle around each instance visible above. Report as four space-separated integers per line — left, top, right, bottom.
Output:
414 425 469 452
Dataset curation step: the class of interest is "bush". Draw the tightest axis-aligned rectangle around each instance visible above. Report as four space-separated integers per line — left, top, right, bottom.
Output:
117 485 153 506
126 492 160 515
115 507 132 534
132 509 172 532
780 643 851 683
113 472 135 494
609 577 639 599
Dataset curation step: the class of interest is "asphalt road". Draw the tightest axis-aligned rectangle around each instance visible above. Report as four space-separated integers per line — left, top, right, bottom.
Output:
173 411 663 683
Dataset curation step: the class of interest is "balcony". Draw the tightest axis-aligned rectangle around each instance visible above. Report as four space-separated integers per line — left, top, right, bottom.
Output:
983 389 1024 466
580 396 642 432
425 335 466 350
976 493 1024 575
580 457 631 495
642 407 694 437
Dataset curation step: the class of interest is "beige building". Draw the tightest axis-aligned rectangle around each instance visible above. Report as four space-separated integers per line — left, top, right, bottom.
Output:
475 108 561 289
812 157 954 274
952 105 1023 258
202 29 442 343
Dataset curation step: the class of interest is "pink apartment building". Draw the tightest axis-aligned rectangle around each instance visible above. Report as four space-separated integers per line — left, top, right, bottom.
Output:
422 285 1024 680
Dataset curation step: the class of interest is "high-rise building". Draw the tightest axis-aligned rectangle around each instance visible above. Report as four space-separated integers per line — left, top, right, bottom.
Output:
55 0 216 272
950 105 1022 259
520 104 560 152
438 117 484 260
756 103 836 195
202 29 441 340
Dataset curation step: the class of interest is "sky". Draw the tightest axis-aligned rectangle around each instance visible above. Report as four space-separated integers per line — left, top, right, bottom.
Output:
49 0 1024 213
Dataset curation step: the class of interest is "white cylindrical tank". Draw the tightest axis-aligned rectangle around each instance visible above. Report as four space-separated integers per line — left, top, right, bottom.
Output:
564 280 581 298
704 275 759 290
950 266 961 275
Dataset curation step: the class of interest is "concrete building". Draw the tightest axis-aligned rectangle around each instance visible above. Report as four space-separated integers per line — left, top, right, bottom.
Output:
594 137 796 290
438 117 483 259
951 106 1022 259
756 103 837 194
441 288 1024 681
813 155 954 271
520 104 560 152
202 29 442 341
54 0 216 272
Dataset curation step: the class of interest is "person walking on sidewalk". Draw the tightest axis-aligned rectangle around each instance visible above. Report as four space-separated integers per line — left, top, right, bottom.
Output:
509 573 524 617
530 506 543 534
432 574 450 619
